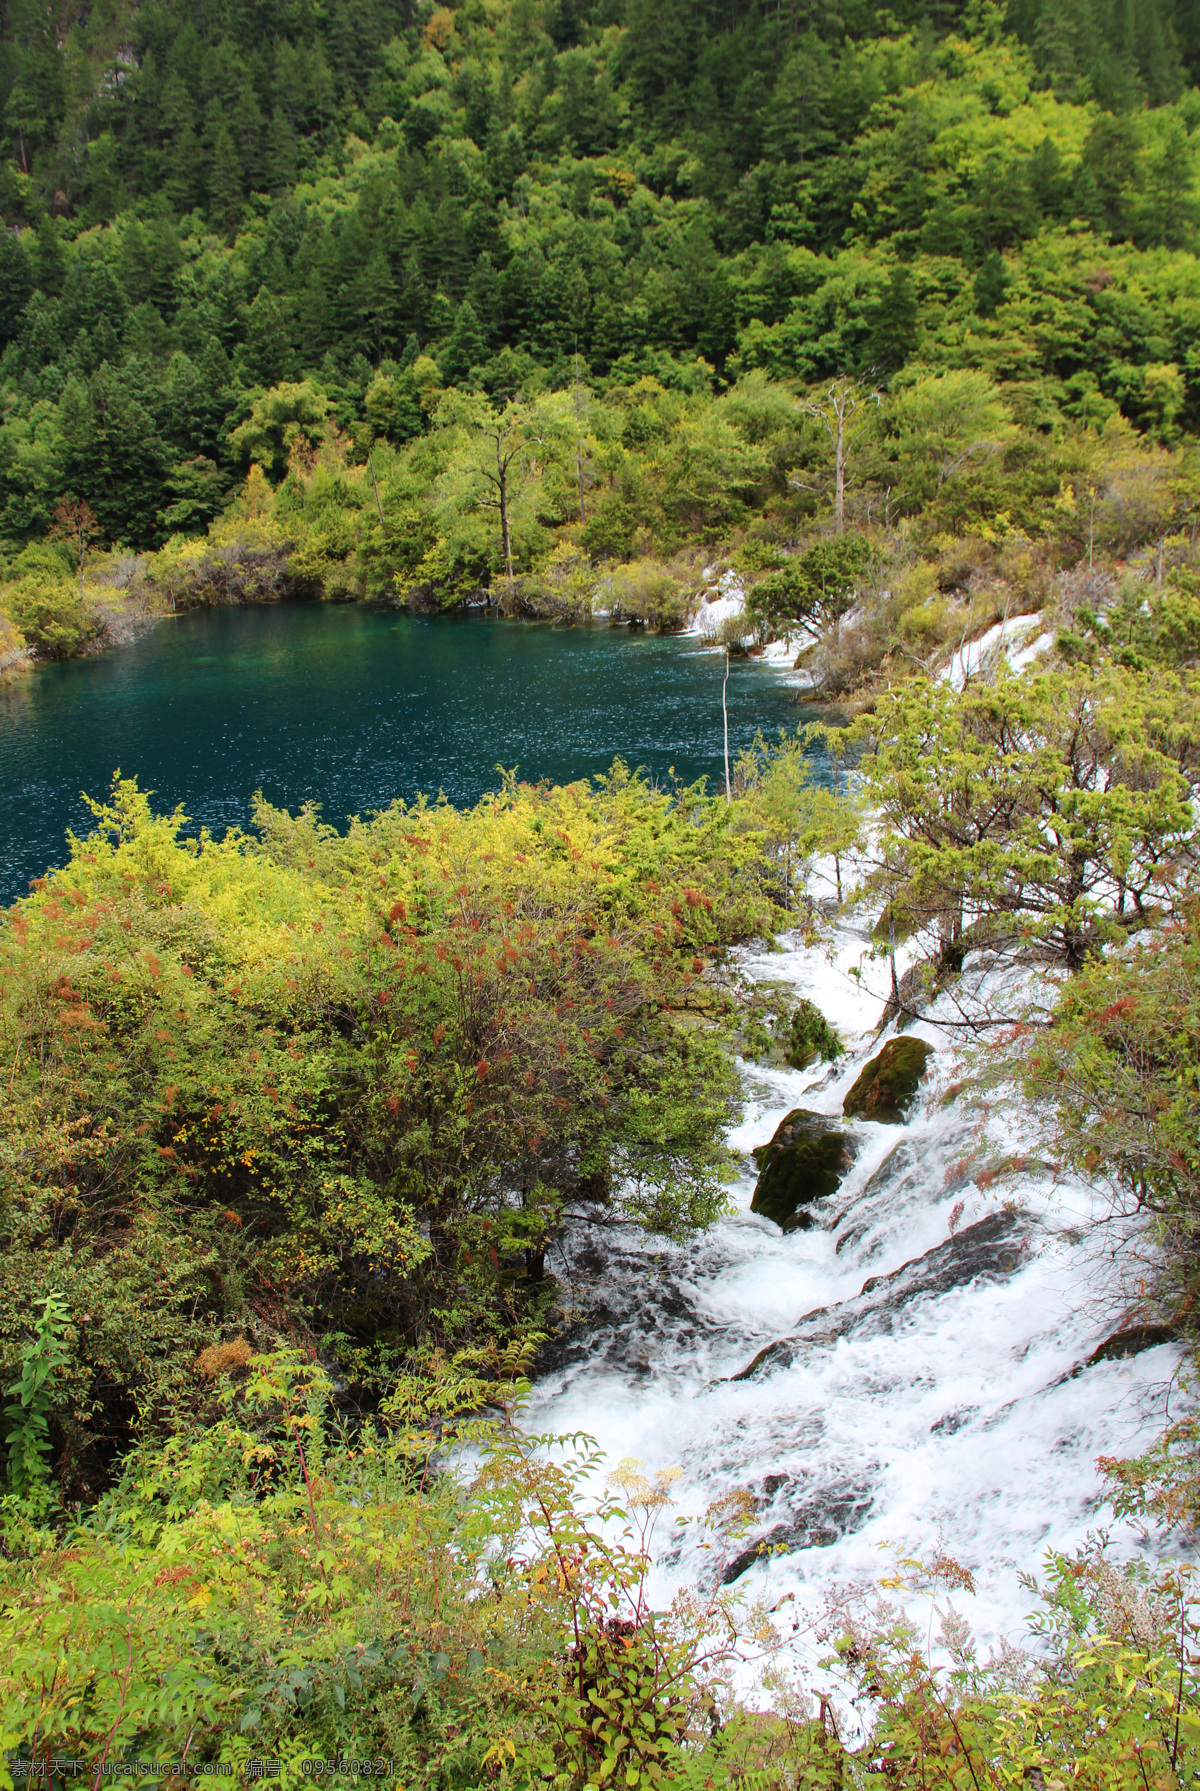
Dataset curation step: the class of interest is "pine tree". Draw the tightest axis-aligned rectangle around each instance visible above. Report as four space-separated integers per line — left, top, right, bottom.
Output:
242 286 292 387
357 243 399 360
1076 113 1139 240
118 219 152 306
1028 134 1067 221
0 230 31 346
399 252 430 338
1143 115 1195 247
146 219 183 315
208 125 244 240
864 266 918 373
973 250 1009 319
440 299 487 383
168 122 203 216
265 106 297 196
31 213 65 297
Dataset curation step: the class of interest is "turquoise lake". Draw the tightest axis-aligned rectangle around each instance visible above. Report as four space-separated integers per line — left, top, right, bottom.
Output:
0 602 808 904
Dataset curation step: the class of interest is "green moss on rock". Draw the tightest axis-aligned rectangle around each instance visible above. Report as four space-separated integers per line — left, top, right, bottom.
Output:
750 1108 858 1232
842 1037 933 1124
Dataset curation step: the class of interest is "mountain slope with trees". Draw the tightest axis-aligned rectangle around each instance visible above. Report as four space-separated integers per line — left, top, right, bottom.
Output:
3 0 1200 665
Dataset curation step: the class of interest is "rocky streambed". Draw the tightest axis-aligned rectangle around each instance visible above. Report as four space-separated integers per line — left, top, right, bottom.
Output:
529 918 1179 1653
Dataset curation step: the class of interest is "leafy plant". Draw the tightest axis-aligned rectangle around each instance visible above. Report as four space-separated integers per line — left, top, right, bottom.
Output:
3 1292 70 1509
780 999 844 1070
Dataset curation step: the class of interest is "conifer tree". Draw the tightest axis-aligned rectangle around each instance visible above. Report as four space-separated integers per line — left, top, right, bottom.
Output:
242 286 292 387
265 104 298 194
441 299 487 384
168 122 203 214
208 125 244 240
31 213 65 297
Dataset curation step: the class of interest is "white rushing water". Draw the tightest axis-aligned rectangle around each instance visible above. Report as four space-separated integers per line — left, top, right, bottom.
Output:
529 911 1179 1662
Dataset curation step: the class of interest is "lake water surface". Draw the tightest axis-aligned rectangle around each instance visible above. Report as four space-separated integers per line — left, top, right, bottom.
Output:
0 602 804 903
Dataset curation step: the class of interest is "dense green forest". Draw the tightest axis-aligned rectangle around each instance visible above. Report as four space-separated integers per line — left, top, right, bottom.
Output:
5 0 1200 668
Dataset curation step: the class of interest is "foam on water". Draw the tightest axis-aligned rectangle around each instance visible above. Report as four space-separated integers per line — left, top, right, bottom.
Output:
529 915 1177 1659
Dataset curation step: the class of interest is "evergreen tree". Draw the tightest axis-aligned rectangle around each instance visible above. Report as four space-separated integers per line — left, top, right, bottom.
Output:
1029 135 1068 221
242 286 292 386
146 221 183 315
31 215 65 297
265 105 298 194
208 125 245 240
864 265 918 373
168 123 203 215
84 135 125 226
58 367 171 545
118 220 153 307
59 254 126 342
697 266 736 368
1075 113 1140 239
357 243 399 360
0 232 32 346
1142 116 1196 248
440 299 487 383
973 250 1009 319
399 253 430 337
763 34 834 166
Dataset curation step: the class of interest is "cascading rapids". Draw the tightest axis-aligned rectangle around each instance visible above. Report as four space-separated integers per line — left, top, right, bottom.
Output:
529 915 1177 1654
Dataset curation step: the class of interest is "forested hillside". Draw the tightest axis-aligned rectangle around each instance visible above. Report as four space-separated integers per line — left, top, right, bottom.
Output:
4 0 1200 668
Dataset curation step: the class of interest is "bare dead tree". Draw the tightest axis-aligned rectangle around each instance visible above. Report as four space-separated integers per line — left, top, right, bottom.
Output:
799 374 881 535
49 497 101 599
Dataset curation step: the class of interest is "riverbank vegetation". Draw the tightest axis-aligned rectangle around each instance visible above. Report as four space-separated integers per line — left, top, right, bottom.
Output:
3 1340 1197 1786
3 749 1200 1784
0 767 786 1502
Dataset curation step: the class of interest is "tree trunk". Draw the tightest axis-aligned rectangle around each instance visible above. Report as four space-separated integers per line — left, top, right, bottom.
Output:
937 908 965 976
834 401 845 536
497 437 513 580
368 452 386 530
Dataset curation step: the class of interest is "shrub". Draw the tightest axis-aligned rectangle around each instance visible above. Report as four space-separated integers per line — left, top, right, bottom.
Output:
0 770 778 1491
780 998 844 1069
1 1349 1195 1791
746 533 877 636
601 557 691 630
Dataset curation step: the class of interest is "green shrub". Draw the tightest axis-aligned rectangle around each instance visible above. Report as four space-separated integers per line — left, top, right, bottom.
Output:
0 771 779 1493
602 558 691 630
780 998 844 1069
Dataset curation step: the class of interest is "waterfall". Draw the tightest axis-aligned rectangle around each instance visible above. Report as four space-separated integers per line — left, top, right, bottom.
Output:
530 916 1177 1656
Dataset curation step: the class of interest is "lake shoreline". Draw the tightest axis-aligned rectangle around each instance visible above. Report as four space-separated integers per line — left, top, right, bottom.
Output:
0 601 814 906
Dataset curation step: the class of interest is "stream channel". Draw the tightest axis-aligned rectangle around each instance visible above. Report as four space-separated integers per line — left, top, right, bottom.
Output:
531 908 1179 1660
0 599 1177 1660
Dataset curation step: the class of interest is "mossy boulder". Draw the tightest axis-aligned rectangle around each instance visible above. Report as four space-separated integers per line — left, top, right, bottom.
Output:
842 1037 933 1124
750 1108 859 1233
781 998 844 1070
